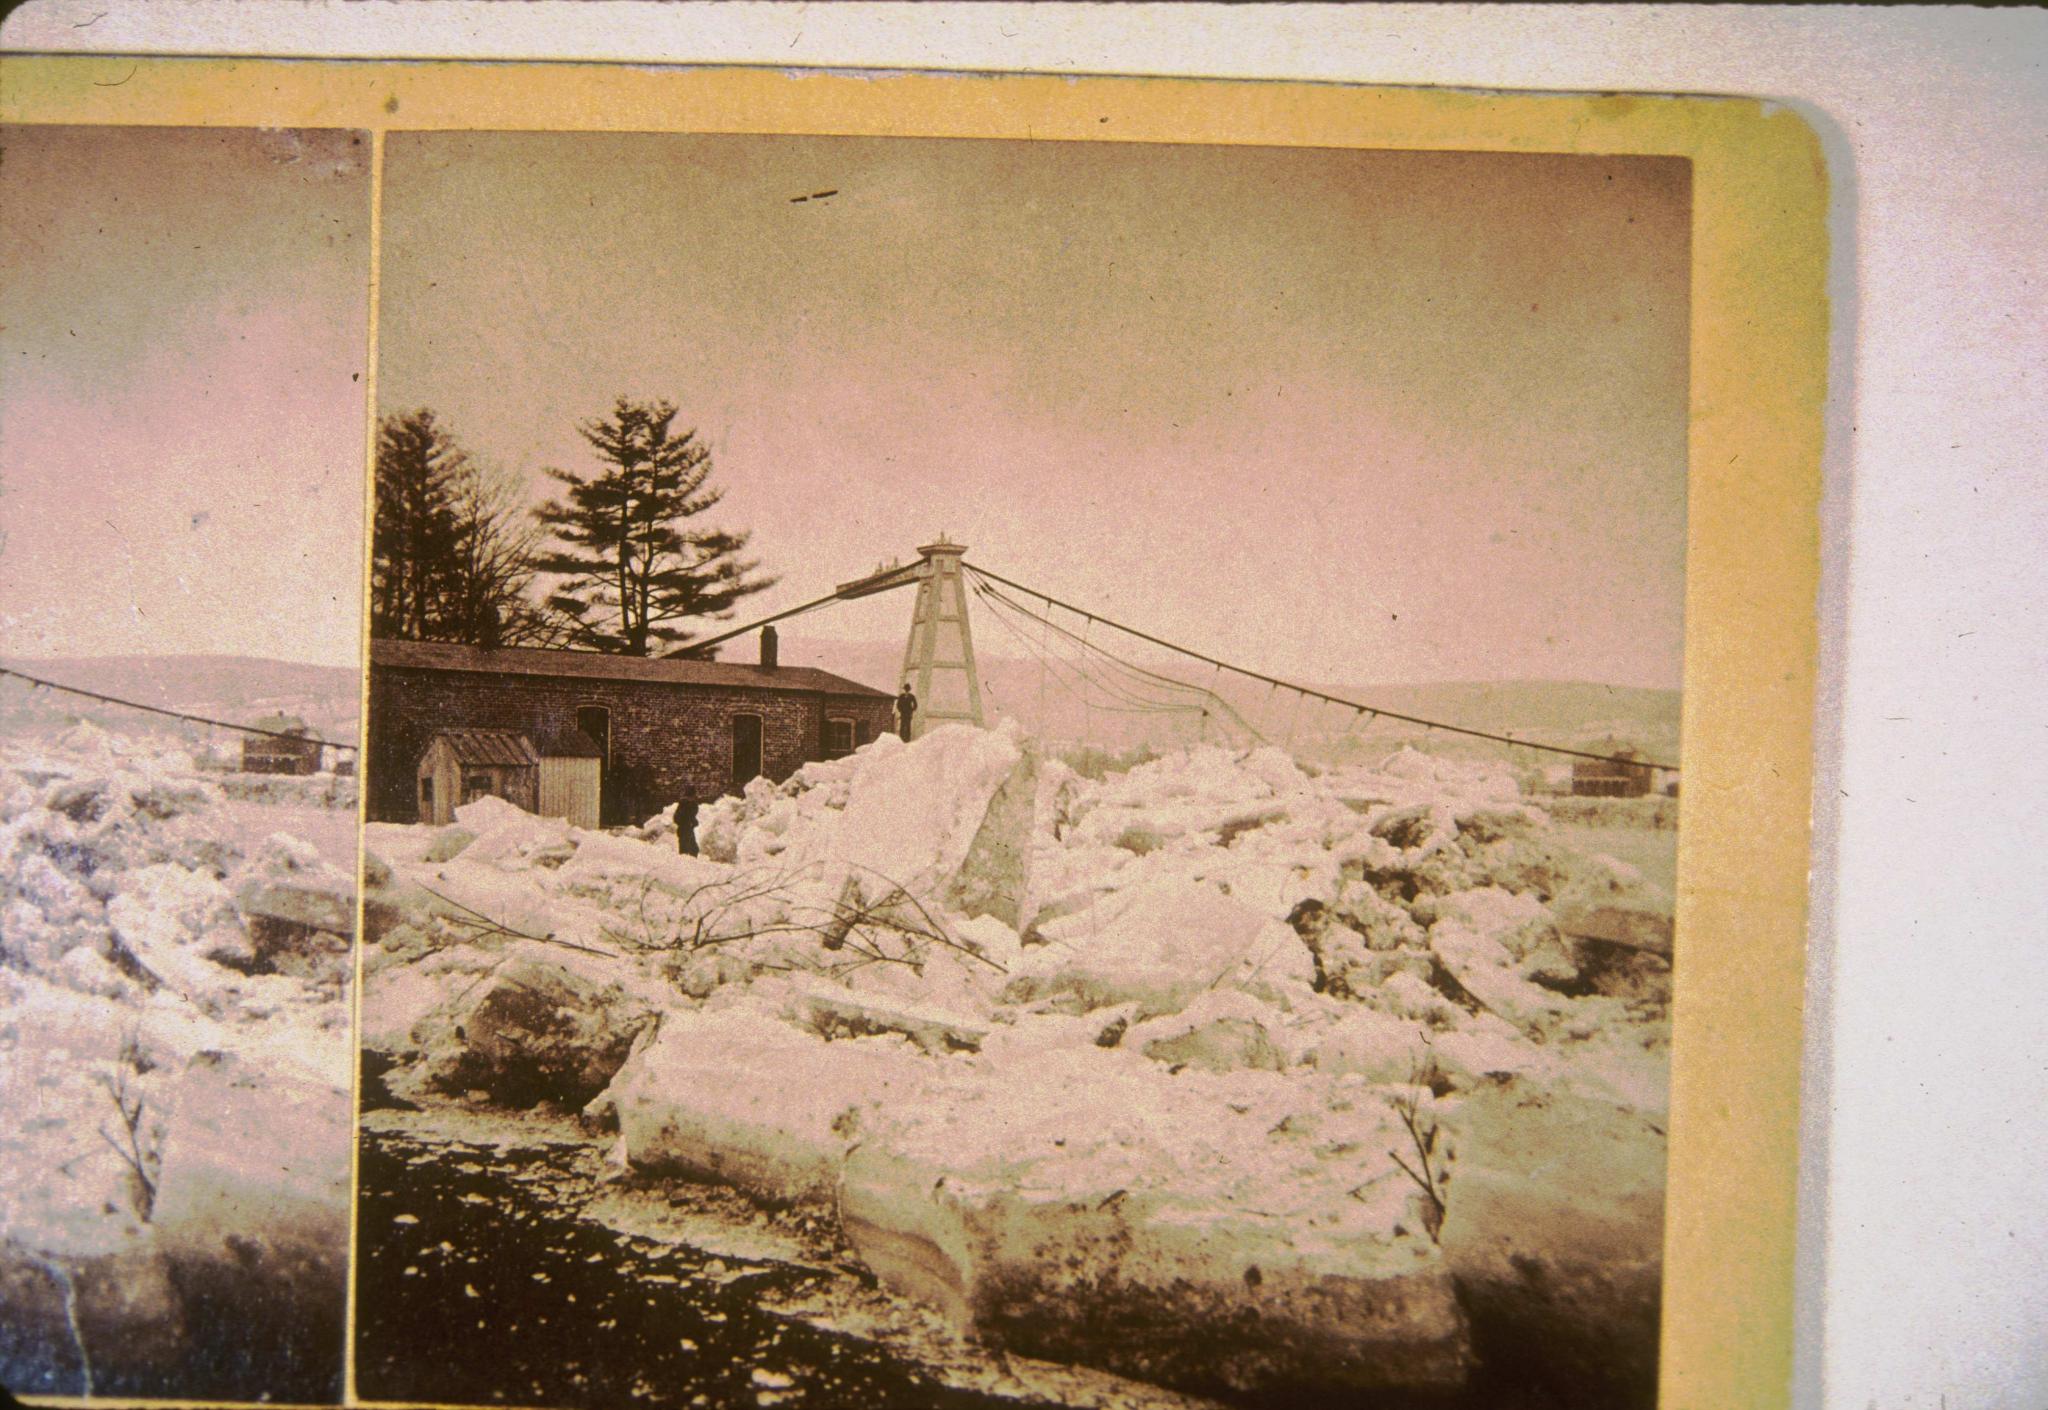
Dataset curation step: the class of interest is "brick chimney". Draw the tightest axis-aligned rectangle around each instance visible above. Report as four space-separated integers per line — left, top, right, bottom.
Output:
759 624 779 669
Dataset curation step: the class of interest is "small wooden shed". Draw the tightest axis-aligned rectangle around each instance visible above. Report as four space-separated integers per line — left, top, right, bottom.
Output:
416 729 539 826
242 714 323 775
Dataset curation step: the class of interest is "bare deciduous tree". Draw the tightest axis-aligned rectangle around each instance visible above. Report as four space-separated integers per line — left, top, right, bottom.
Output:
373 409 559 646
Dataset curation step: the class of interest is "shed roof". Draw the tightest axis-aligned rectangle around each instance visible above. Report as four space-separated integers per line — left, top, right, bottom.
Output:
372 639 888 699
426 729 540 767
248 714 312 736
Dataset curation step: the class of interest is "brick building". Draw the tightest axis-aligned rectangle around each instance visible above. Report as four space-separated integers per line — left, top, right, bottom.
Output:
367 636 895 825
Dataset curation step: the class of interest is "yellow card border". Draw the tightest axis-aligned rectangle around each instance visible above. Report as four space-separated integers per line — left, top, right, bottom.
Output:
0 55 1827 1410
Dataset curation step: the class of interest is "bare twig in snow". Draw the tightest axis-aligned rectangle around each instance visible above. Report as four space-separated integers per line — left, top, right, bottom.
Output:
420 885 618 959
94 1043 161 1222
1386 1061 1448 1242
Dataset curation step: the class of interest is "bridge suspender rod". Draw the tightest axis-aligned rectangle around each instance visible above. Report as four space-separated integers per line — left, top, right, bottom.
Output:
1036 592 1053 738
962 562 1678 774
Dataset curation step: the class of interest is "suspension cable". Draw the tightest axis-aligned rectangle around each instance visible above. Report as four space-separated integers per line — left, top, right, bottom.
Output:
962 563 1676 774
0 665 358 753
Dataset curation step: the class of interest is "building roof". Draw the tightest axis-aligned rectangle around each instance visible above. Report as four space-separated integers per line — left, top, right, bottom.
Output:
535 726 605 759
427 729 541 767
248 714 313 736
372 638 889 699
1573 738 1649 772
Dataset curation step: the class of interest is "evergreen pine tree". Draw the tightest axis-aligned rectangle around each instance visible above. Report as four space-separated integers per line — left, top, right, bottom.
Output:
533 398 776 655
371 409 464 640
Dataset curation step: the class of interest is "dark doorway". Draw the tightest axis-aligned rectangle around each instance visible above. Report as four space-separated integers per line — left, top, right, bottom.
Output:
576 705 617 822
574 705 611 762
731 714 763 792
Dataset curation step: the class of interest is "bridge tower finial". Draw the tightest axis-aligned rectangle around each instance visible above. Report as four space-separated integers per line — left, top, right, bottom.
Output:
898 538 984 738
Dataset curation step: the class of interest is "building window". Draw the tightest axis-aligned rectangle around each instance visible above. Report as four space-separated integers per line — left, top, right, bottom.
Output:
825 718 855 758
421 777 434 807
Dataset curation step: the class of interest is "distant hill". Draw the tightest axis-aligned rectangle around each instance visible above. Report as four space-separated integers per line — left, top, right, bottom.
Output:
1308 679 1681 751
773 636 1680 767
0 654 361 744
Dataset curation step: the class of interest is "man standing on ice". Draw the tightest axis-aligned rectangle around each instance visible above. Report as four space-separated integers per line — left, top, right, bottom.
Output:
673 791 701 857
895 684 918 740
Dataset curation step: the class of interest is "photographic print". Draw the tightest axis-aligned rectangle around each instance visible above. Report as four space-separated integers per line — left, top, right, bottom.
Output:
0 124 367 1402
0 54 1827 1410
353 130 1688 1410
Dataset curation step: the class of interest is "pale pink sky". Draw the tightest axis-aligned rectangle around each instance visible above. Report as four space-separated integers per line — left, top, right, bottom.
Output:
0 126 370 668
380 132 1690 687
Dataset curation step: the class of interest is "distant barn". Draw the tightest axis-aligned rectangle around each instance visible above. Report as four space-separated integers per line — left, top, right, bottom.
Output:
241 714 323 775
1571 742 1656 798
367 635 894 826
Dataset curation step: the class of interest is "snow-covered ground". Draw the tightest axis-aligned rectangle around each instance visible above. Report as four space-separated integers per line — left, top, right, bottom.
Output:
363 721 1676 1406
218 798 359 872
0 721 356 1400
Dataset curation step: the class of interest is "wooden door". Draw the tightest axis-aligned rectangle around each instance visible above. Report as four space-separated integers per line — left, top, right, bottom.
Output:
539 757 601 829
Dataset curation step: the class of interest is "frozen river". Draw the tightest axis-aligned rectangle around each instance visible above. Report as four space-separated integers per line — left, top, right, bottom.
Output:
217 798 359 870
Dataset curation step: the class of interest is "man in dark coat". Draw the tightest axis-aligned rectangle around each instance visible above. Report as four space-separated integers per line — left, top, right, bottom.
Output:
895 684 918 739
673 792 702 856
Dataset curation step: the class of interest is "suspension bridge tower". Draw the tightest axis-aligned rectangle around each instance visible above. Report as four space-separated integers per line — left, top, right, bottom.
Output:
897 537 984 739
